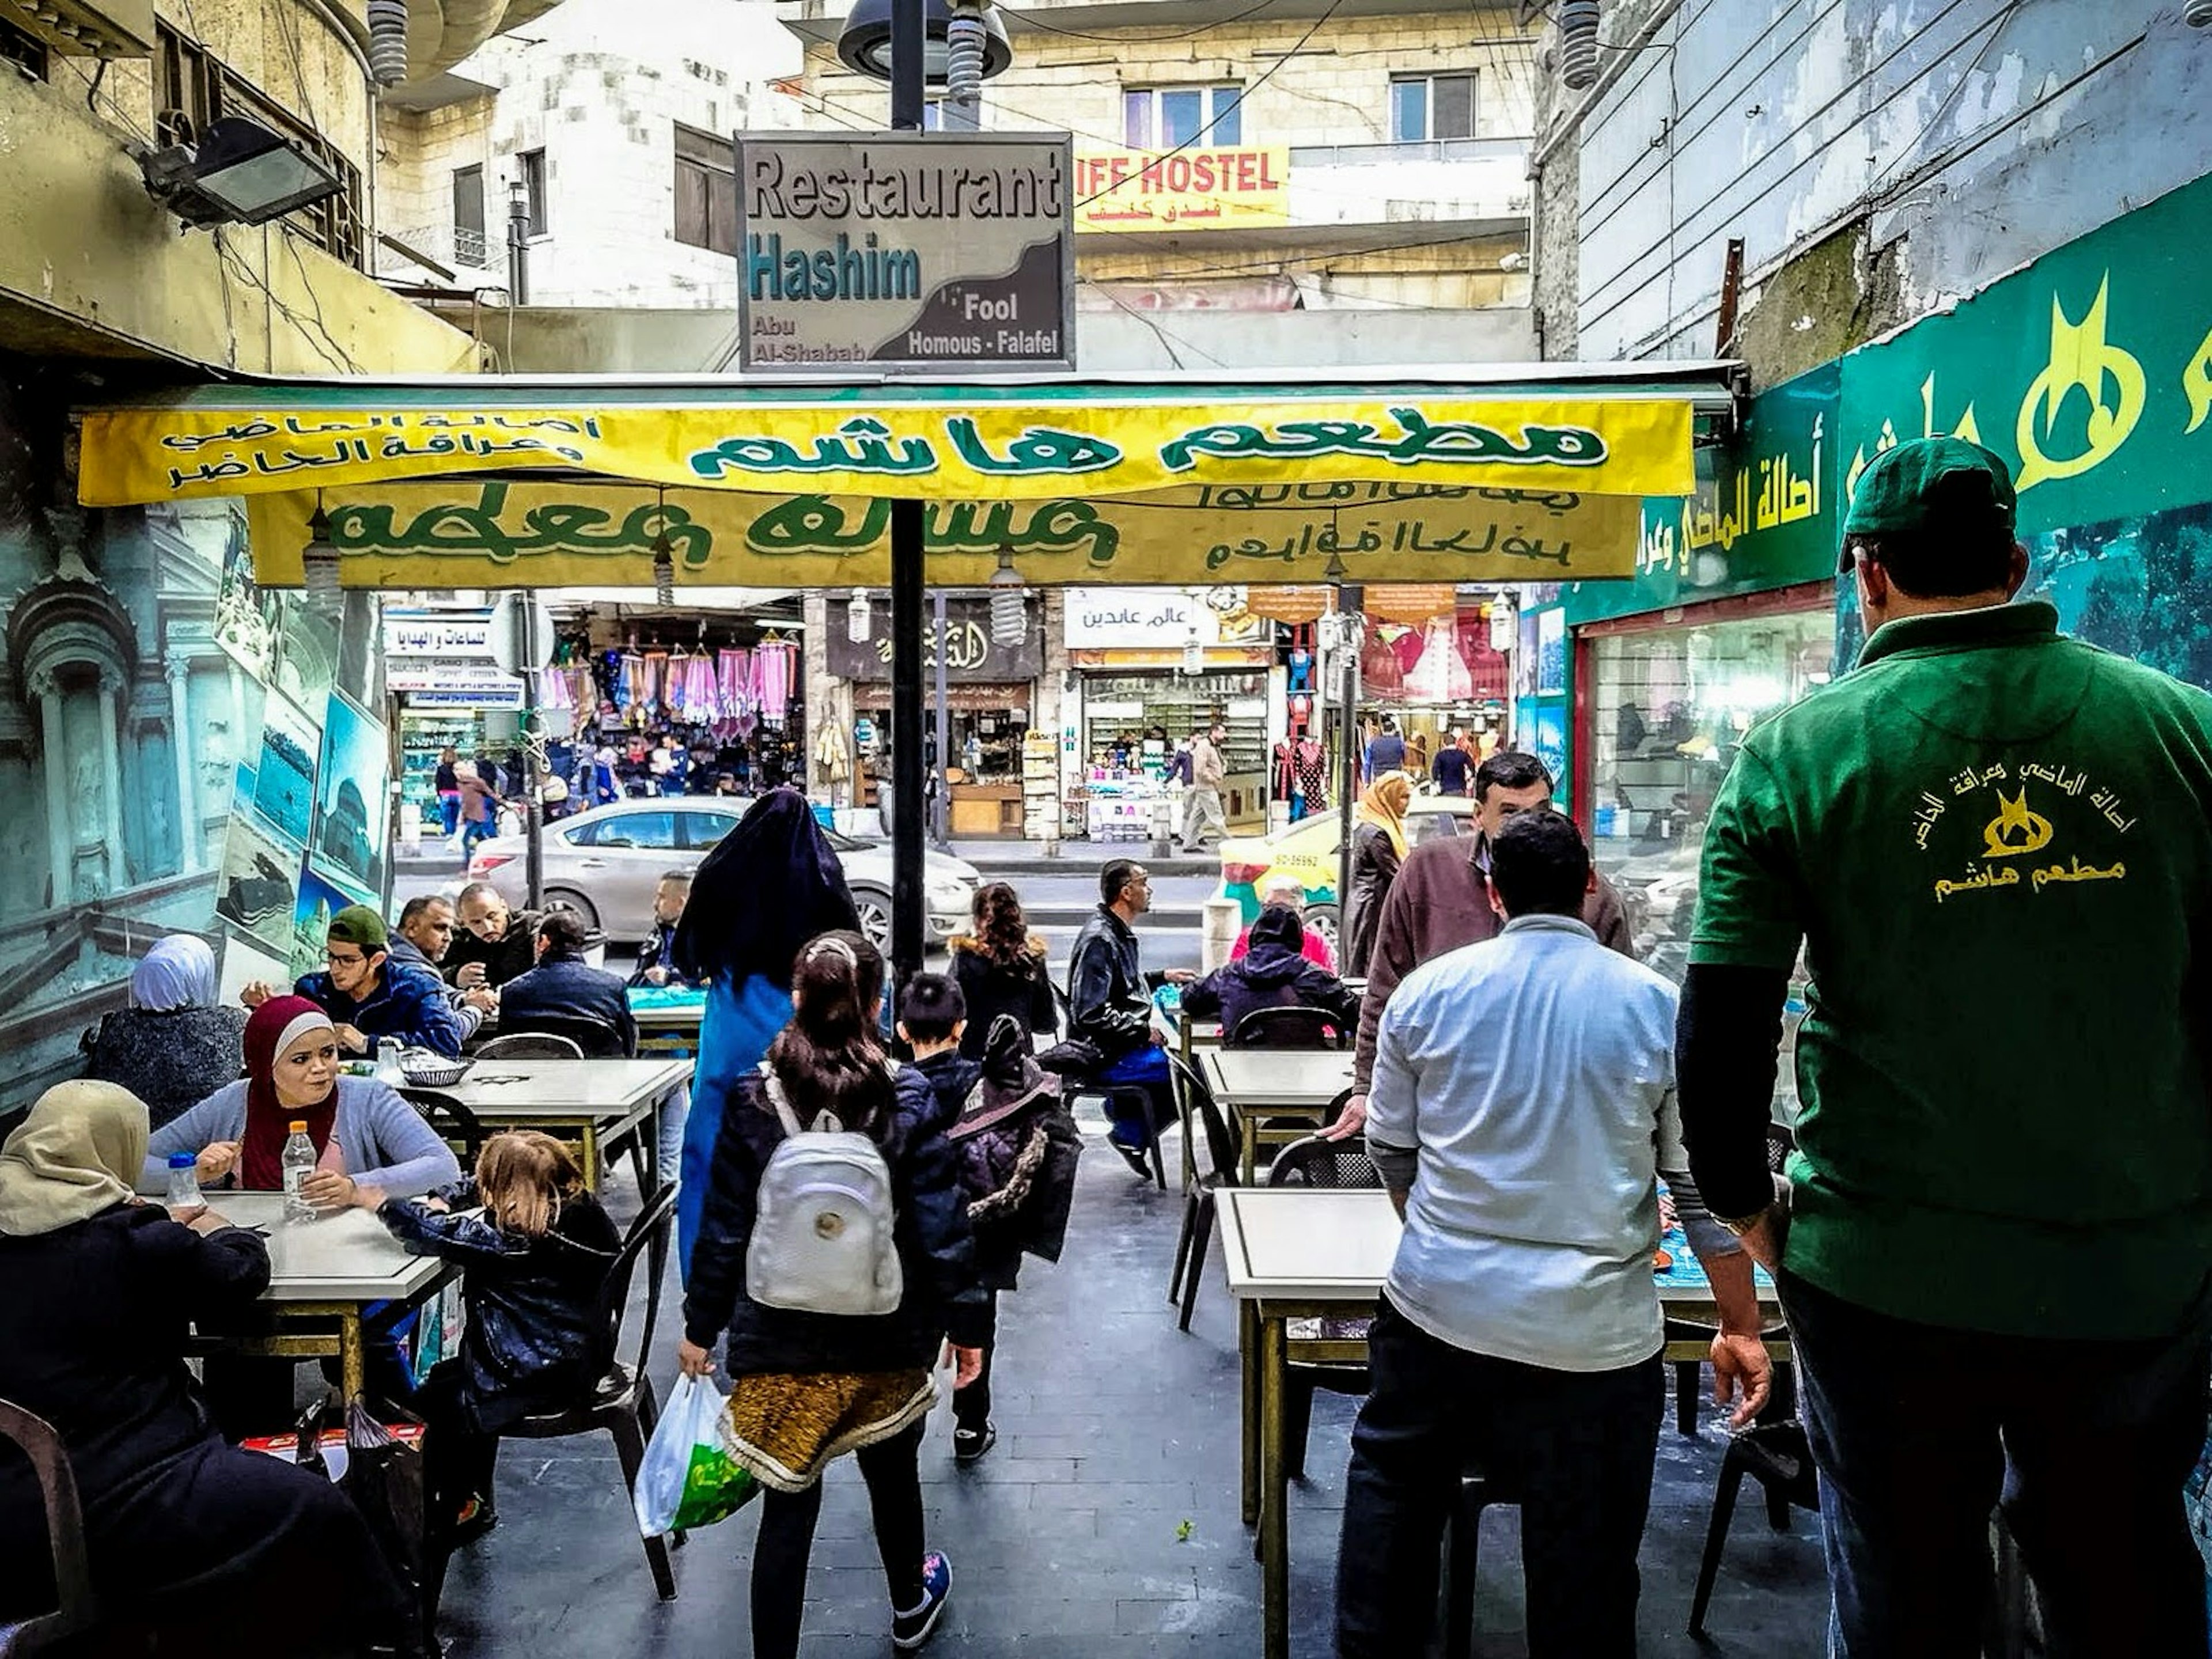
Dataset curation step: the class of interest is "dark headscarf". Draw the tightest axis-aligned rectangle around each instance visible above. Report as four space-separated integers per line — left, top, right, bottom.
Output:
1238 904 1310 990
674 787 860 986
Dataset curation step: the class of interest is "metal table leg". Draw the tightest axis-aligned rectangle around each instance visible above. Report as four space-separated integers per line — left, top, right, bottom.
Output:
339 1310 366 1403
1241 1297 1261 1526
1260 1309 1289 1659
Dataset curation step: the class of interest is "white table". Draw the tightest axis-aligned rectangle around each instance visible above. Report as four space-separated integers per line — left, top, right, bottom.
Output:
437 1057 692 1192
1215 1187 1785 1659
200 1192 456 1402
1199 1050 1357 1181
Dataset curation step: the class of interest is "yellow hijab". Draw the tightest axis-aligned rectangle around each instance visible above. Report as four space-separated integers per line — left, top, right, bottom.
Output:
0 1081 150 1237
1354 773 1412 860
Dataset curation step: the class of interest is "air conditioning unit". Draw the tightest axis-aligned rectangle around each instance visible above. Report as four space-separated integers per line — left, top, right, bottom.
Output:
3 0 156 58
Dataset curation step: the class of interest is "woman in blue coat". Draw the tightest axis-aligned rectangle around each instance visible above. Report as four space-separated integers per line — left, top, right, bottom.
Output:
672 787 860 1273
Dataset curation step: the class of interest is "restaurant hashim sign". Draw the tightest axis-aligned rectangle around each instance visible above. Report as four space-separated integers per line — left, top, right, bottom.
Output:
1074 147 1290 234
737 131 1075 373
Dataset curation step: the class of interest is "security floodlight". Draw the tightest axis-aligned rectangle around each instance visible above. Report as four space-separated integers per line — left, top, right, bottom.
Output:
138 116 344 230
836 0 1010 85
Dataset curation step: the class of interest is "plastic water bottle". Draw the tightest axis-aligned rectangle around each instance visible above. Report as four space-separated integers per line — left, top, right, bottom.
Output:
165 1151 203 1212
374 1037 406 1086
281 1120 317 1222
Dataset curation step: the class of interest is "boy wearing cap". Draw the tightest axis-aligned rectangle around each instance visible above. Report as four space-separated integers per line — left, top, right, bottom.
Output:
242 904 469 1060
1679 436 2212 1654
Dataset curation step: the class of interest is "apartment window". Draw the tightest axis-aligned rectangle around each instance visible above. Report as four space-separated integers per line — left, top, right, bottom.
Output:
1391 72 1476 142
673 124 737 255
516 148 548 237
1123 85 1241 149
452 165 487 266
153 20 364 267
1 17 48 79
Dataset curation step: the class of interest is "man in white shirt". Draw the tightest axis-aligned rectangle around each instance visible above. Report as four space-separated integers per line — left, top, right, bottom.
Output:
1336 809 1770 1659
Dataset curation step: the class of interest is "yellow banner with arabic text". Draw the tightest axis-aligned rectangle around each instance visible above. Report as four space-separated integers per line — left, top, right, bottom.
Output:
240 479 1643 589
82 396 1693 507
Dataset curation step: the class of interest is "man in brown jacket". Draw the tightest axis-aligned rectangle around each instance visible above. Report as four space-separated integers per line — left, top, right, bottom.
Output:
1328 751 1635 1140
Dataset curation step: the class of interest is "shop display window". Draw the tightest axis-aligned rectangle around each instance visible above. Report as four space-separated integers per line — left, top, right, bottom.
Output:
1585 607 1834 984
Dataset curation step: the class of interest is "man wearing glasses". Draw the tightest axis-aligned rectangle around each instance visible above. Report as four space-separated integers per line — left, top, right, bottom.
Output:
242 905 468 1059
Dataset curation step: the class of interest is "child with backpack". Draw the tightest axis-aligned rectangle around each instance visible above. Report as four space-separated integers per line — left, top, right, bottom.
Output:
897 978 1082 1465
355 1131 620 1598
677 932 985 1657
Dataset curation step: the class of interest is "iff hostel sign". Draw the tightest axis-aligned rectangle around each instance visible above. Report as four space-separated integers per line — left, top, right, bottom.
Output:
737 131 1075 373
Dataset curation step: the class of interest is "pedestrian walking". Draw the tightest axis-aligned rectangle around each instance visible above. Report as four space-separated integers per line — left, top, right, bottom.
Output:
1336 810 1768 1659
1342 772 1410 977
1179 722 1229 851
946 882 1059 1061
434 745 463 839
1680 437 2212 1657
1362 715 1406 783
679 933 984 1659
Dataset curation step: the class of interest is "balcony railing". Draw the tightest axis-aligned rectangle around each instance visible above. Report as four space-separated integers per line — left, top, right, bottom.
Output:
1289 136 1530 168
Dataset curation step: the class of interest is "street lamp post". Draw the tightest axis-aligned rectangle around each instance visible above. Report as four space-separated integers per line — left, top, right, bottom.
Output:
506 177 530 305
888 0 928 991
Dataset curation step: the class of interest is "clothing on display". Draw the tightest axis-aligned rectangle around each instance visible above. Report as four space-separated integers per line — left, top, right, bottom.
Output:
1403 619 1475 704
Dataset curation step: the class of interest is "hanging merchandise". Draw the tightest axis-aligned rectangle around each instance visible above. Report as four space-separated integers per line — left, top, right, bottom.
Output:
1404 618 1475 703
756 637 796 726
815 722 851 786
1294 736 1330 817
1360 628 1407 698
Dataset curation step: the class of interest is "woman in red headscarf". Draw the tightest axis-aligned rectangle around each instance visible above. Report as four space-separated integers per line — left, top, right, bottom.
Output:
147 995 460 1205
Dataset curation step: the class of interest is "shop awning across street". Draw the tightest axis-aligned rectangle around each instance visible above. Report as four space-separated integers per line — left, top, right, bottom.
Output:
75 362 1741 590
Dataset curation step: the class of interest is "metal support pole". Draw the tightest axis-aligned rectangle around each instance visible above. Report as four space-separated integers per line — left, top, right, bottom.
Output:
506 181 529 305
888 0 927 990
1334 586 1363 936
931 590 950 849
523 653 545 912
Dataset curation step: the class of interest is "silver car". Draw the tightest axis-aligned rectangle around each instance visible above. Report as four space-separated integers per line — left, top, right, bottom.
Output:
466 798 980 949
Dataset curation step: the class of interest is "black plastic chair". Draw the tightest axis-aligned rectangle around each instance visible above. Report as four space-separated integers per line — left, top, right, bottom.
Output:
1051 982 1171 1191
505 1183 683 1599
397 1088 486 1166
498 1013 634 1059
1226 1005 1347 1051
473 1032 585 1060
1166 1048 1243 1332
0 1399 99 1657
1687 1365 1818 1638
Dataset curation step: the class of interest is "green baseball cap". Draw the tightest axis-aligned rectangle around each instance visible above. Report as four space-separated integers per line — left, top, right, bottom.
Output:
1840 436 2017 566
327 905 389 950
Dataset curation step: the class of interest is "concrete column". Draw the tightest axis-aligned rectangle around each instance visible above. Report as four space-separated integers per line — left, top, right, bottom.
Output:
98 678 126 891
166 658 200 872
36 679 71 908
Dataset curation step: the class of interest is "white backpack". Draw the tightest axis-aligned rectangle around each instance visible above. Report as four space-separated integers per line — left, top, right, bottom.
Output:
745 1062 903 1317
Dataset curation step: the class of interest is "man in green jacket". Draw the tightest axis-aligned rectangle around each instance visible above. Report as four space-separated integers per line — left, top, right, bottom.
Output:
1679 436 2212 1656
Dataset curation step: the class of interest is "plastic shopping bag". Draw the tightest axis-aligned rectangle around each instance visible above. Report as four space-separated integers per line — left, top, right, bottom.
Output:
634 1372 759 1537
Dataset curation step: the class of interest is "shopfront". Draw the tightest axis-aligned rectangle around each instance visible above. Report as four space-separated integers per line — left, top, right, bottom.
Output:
829 593 1041 838
1355 585 1514 781
1064 587 1272 839
382 606 526 837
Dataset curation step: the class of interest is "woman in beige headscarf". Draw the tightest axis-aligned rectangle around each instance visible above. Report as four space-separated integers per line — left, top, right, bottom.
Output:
0 1082 407 1656
1343 771 1413 977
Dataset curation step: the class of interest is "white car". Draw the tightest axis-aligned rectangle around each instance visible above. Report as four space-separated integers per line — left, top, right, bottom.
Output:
467 798 980 949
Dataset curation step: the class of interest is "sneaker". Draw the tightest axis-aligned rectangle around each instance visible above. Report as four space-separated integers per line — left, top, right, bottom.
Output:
892 1551 952 1650
1105 1134 1153 1179
448 1493 498 1547
952 1423 997 1464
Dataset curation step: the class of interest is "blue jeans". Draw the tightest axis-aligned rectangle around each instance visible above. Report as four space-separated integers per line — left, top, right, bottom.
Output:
1783 1268 2211 1658
1336 1297 1662 1658
438 793 461 836
1099 1043 1170 1148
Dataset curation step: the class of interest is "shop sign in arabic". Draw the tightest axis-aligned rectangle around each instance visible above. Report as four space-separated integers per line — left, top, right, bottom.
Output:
240 480 1646 590
1064 587 1271 649
825 596 1044 683
1074 146 1290 234
1834 168 2212 539
380 609 495 658
83 395 1694 506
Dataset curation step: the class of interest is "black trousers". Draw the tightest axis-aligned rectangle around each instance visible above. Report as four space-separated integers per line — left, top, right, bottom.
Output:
1335 1297 1664 1659
413 1362 500 1614
751 1422 927 1659
953 1290 999 1434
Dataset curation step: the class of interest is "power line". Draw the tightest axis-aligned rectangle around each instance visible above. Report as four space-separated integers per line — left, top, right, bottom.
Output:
1001 0 1287 46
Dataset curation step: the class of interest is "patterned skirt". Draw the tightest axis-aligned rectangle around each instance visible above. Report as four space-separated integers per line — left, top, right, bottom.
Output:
724 1368 937 1493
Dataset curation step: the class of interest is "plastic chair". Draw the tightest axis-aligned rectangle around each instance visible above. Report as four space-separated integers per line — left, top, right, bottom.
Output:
1687 1365 1818 1638
397 1088 486 1166
1165 1048 1243 1332
497 1013 633 1060
0 1399 98 1656
1267 1135 1379 1479
505 1183 683 1599
1226 1005 1347 1051
1048 979 1171 1190
473 1032 585 1060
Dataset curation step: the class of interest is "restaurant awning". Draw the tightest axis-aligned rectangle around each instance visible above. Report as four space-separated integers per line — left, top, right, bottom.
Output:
76 363 1741 589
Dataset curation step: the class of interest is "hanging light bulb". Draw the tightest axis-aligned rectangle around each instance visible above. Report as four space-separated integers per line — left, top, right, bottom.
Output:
847 588 872 643
301 500 340 598
1182 626 1204 676
988 550 1025 647
651 531 676 607
1322 550 1347 584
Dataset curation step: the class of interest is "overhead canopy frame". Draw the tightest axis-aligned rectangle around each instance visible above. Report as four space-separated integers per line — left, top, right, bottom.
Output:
77 362 1743 589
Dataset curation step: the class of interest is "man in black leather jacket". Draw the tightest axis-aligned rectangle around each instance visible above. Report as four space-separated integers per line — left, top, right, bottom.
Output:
1066 860 1192 1175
